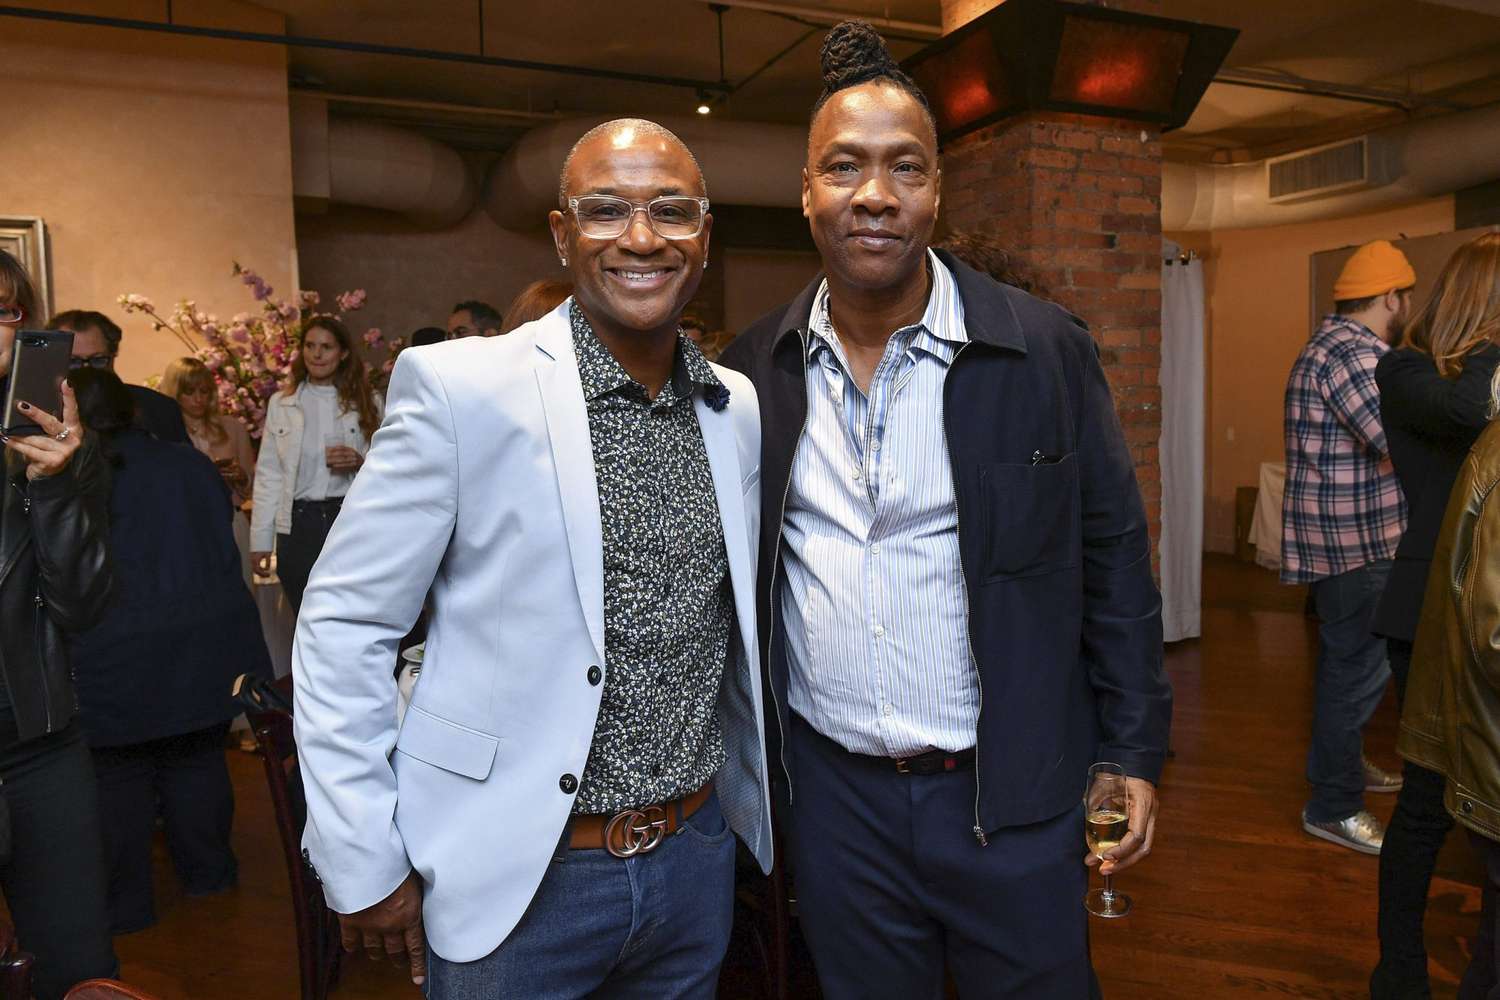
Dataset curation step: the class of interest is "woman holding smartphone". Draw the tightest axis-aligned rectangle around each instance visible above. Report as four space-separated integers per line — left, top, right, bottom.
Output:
251 317 382 611
0 249 116 998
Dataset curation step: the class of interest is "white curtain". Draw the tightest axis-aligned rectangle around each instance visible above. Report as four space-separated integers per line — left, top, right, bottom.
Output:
1159 240 1205 642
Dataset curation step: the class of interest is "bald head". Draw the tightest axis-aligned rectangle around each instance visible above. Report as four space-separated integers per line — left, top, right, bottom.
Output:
557 118 707 207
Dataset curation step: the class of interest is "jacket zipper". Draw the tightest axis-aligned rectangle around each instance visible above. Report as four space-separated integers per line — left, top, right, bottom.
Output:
34 592 53 734
765 331 812 803
941 343 987 845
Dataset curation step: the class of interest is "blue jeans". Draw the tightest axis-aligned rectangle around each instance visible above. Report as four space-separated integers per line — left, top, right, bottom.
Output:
425 791 736 1000
1306 559 1393 823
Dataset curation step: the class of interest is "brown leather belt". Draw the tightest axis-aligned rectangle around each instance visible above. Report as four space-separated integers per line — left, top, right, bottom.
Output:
570 783 713 858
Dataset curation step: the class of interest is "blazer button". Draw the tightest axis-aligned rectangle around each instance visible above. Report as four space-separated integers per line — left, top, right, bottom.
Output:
1463 799 1476 814
587 666 602 686
559 773 578 794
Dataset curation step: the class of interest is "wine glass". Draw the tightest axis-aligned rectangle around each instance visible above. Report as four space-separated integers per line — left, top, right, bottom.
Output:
1084 761 1132 918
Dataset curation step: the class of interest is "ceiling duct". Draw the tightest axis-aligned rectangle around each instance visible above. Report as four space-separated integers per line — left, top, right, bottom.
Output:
291 95 478 229
483 115 807 232
1163 101 1500 231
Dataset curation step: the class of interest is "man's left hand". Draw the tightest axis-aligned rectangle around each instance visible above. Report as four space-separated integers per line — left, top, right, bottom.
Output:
1085 776 1158 876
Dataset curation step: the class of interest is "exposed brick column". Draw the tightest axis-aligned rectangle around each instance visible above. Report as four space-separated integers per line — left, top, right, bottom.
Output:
937 1 1165 565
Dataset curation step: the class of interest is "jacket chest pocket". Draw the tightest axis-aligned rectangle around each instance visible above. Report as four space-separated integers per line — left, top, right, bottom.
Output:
979 454 1080 581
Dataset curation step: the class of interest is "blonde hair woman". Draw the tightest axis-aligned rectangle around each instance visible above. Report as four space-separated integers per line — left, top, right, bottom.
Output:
160 357 256 510
1379 232 1500 995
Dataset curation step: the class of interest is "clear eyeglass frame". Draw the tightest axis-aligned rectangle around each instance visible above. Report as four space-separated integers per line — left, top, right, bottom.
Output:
567 195 710 240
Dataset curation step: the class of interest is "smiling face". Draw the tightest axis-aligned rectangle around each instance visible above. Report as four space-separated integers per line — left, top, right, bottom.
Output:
548 125 711 341
804 81 940 296
301 325 348 384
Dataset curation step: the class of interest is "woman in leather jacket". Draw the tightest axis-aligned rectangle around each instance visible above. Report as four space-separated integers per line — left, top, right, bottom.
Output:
0 249 116 999
1374 233 1500 996
1397 234 1500 995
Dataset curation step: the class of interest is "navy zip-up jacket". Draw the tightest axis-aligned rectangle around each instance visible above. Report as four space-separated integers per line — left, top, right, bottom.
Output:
720 249 1171 836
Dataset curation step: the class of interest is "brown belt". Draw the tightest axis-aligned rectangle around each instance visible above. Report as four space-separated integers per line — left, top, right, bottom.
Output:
569 783 713 859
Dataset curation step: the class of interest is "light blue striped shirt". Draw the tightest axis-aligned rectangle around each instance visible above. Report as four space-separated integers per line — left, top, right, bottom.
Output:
781 250 979 757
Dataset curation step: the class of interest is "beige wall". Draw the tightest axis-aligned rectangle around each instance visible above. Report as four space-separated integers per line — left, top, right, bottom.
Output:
294 205 562 344
0 0 297 385
1171 195 1457 553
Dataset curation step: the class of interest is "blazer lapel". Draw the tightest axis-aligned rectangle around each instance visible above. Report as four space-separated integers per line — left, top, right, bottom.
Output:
695 396 757 663
534 316 606 664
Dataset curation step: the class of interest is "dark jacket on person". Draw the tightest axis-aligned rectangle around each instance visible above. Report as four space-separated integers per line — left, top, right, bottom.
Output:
127 384 189 444
719 249 1172 837
1400 418 1500 840
1374 344 1500 643
0 440 114 744
69 429 269 748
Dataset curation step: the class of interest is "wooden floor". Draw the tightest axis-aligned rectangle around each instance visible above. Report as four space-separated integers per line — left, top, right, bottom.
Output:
106 554 1483 998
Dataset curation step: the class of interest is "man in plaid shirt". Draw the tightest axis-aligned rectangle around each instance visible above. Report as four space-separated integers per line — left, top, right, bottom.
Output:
1283 239 1415 855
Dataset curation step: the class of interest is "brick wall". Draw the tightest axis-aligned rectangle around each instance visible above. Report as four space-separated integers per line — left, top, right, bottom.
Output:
942 113 1164 561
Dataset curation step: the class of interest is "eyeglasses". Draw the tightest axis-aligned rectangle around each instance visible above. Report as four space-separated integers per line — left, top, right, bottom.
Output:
68 354 114 371
0 305 23 325
567 195 709 240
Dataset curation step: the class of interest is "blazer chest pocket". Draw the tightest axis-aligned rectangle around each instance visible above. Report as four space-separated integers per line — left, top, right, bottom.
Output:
394 704 499 781
980 455 1080 581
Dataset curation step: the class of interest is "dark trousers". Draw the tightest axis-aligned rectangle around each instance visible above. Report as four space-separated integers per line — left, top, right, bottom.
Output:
784 713 1096 1000
1461 832 1500 1000
1374 638 1455 999
0 712 117 1000
276 498 343 612
1306 559 1393 822
90 723 238 933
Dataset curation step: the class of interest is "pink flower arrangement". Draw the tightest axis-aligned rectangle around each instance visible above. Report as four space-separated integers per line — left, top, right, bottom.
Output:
119 263 402 438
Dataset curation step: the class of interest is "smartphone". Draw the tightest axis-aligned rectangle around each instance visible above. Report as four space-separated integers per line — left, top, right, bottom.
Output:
3 330 74 437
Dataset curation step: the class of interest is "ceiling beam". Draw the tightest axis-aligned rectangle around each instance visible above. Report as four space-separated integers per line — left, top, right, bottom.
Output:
695 0 943 38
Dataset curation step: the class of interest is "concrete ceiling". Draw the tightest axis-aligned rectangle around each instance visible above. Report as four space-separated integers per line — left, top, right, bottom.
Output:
260 0 1500 163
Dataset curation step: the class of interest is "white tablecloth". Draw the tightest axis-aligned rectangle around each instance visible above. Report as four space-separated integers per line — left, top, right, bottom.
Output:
1248 461 1285 571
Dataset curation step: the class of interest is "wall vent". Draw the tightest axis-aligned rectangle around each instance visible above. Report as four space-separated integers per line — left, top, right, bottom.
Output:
1266 137 1370 203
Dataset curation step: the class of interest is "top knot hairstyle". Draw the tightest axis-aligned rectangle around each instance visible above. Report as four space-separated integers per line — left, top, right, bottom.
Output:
811 20 936 139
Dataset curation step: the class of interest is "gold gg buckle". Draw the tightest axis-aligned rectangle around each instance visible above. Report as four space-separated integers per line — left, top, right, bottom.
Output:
603 805 669 858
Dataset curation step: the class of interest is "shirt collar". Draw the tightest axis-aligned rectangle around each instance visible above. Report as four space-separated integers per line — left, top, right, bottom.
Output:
1323 314 1384 344
569 301 723 403
806 248 968 362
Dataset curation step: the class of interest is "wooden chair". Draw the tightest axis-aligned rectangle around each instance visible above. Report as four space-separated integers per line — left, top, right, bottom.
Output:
0 921 32 1000
237 674 342 1000
64 980 161 1000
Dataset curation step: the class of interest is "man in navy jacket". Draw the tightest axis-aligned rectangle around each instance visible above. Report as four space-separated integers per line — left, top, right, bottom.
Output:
720 20 1171 999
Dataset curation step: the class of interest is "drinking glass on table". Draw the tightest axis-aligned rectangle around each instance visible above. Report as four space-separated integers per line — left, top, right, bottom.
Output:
1084 761 1132 918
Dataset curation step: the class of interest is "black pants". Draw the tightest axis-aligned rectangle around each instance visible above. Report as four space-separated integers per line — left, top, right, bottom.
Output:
1461 831 1500 1000
784 713 1099 1000
0 711 117 1000
90 723 238 933
276 498 343 612
1374 638 1456 999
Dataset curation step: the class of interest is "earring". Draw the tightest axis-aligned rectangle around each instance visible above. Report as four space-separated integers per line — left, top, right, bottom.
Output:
703 257 709 270
560 257 568 267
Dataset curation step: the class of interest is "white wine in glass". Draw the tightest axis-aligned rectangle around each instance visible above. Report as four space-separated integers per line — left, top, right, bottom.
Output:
1084 762 1133 918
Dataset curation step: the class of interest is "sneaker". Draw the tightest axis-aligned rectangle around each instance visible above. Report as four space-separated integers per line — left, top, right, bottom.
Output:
1302 808 1384 855
1364 757 1404 793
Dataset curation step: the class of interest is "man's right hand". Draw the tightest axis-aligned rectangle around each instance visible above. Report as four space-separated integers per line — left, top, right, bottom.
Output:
338 870 427 986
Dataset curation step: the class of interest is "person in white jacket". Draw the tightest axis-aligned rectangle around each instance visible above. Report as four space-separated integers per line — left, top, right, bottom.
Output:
250 317 383 611
292 118 772 997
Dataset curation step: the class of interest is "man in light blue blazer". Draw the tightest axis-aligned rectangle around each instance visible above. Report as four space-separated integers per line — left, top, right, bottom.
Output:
292 118 771 998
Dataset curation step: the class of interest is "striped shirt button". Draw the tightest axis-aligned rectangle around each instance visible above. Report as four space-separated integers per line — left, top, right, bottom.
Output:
873 625 886 638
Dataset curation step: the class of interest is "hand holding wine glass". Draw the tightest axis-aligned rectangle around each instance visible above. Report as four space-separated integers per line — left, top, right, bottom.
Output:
1084 762 1132 918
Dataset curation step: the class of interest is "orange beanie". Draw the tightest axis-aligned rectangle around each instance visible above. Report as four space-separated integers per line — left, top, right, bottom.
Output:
1334 240 1416 300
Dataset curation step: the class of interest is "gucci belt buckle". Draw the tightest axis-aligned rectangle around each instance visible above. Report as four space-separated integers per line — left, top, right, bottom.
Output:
604 804 669 858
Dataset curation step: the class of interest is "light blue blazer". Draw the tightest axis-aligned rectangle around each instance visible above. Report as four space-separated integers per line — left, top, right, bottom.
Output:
292 300 772 963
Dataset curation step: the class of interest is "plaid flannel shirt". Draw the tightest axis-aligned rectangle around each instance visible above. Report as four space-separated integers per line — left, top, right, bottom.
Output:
1281 315 1406 584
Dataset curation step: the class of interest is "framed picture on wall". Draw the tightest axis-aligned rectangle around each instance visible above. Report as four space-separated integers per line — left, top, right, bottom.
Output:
0 216 50 324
